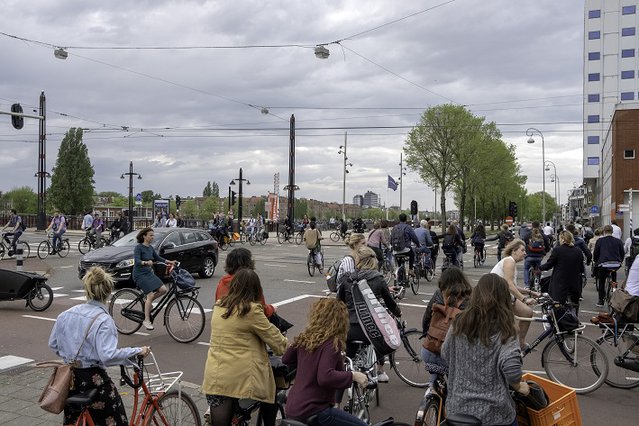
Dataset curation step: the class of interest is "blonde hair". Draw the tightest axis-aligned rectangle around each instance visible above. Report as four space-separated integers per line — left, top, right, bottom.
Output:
293 298 349 352
346 233 365 250
559 231 575 247
503 239 525 257
356 246 378 270
83 267 114 303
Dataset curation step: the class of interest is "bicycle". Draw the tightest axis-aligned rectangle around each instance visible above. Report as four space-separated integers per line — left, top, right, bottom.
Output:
294 226 305 245
343 343 380 425
69 351 201 426
591 314 639 389
440 249 460 272
329 230 351 242
37 231 70 259
277 226 294 244
410 252 421 296
306 247 324 277
379 247 394 285
598 262 621 308
0 232 31 259
414 374 447 426
391 251 411 299
472 243 486 268
527 264 542 293
78 230 109 254
417 250 434 282
517 294 609 394
109 262 205 343
388 315 429 388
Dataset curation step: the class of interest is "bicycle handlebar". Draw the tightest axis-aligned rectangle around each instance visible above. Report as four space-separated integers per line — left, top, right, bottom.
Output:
119 355 145 389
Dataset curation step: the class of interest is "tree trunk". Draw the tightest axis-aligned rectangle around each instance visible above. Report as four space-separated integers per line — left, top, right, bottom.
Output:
440 185 447 233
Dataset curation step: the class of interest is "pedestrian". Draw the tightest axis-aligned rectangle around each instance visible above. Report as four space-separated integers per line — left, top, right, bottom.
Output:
166 213 177 227
0 209 24 255
46 210 67 253
202 269 287 426
611 219 622 240
282 298 368 425
540 231 584 309
132 227 176 330
48 267 150 426
442 273 530 426
152 213 162 228
92 212 104 247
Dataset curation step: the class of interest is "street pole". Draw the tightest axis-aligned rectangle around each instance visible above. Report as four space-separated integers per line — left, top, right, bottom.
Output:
230 168 250 229
37 92 47 230
121 162 141 231
285 114 298 222
399 153 404 212
342 132 347 221
526 128 546 223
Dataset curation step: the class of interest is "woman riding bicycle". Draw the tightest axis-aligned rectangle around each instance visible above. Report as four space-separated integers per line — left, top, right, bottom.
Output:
470 223 486 262
132 227 176 330
49 267 150 426
367 221 388 267
442 273 530 426
539 231 584 310
283 298 368 425
442 224 464 267
336 233 367 289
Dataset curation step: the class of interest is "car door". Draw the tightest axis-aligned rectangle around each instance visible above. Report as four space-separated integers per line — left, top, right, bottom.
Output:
179 230 201 272
157 231 184 268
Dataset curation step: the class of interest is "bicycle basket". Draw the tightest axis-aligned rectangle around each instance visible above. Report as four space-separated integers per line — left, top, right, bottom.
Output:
552 304 580 333
172 267 195 290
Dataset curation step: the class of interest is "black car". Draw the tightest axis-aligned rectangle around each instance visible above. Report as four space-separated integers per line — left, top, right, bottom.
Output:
78 228 218 287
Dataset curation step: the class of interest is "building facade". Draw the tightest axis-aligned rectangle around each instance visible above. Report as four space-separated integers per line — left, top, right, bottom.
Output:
353 195 364 206
363 191 380 208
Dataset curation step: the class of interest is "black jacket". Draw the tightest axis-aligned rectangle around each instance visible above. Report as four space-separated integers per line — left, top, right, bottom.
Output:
594 235 625 264
540 245 584 304
337 269 401 325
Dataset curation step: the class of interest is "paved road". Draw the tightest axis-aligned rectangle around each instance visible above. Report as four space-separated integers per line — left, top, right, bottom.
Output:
0 233 636 424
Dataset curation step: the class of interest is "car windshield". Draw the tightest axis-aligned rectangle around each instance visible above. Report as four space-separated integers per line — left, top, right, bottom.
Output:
111 230 169 248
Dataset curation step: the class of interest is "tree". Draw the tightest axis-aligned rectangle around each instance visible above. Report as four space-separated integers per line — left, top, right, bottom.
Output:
141 190 162 204
1 187 37 213
211 181 219 198
203 182 212 197
98 191 121 198
524 192 557 223
48 128 95 214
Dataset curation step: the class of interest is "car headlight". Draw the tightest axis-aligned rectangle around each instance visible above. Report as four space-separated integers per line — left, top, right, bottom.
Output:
115 259 135 269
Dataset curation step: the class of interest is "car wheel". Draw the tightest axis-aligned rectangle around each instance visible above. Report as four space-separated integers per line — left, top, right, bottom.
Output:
199 256 216 278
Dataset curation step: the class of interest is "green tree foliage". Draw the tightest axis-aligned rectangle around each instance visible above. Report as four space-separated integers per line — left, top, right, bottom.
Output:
211 181 219 198
48 128 95 215
203 182 213 197
523 192 557 223
141 190 162 204
98 191 121 198
294 198 308 220
1 186 37 213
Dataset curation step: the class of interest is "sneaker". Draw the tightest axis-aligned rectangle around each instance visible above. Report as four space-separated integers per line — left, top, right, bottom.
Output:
377 372 389 383
143 320 154 330
204 407 211 425
595 301 604 308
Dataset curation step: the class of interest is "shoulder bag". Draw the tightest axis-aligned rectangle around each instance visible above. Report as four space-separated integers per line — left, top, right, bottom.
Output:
37 313 102 414
610 288 639 322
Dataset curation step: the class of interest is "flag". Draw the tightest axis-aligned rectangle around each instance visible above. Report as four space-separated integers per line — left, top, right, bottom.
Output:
387 175 398 191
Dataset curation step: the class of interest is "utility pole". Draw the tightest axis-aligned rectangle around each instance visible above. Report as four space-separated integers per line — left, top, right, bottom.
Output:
120 162 142 231
398 153 406 212
37 92 47 230
284 114 299 222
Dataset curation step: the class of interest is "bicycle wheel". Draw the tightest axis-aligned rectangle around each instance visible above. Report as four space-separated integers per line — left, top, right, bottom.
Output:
249 234 257 246
411 269 420 295
424 264 434 282
542 333 608 394
260 233 268 245
78 238 91 254
37 241 51 260
27 282 53 311
307 253 315 277
390 330 428 388
330 231 340 242
295 232 303 245
164 294 205 343
108 289 143 335
19 242 30 259
146 390 202 426
594 333 639 389
382 262 393 285
58 240 70 257
417 396 442 426
347 383 369 424
473 252 479 268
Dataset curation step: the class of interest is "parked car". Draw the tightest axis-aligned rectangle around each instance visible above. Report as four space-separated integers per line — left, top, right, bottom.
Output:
78 227 218 288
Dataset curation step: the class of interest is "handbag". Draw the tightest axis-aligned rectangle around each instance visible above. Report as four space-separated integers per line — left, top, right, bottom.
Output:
610 288 639 322
37 313 102 414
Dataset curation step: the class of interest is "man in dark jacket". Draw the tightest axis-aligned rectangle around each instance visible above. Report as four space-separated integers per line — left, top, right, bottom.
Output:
593 225 626 307
391 213 421 275
523 221 551 288
566 224 592 265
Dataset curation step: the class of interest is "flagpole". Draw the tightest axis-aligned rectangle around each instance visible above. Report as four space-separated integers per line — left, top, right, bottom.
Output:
386 188 389 220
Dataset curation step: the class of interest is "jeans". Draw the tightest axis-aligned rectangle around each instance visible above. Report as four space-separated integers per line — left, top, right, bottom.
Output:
52 229 66 250
523 257 542 288
6 230 23 252
310 248 323 267
315 406 367 426
421 347 447 384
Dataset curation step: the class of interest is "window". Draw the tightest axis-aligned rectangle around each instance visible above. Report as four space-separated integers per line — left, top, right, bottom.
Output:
623 5 636 15
588 94 600 102
589 31 601 40
622 27 636 37
588 73 600 81
622 70 635 79
622 48 636 58
587 157 600 166
160 231 182 248
621 91 635 100
587 135 600 144
625 149 636 159
588 115 600 123
589 51 601 60
589 9 601 18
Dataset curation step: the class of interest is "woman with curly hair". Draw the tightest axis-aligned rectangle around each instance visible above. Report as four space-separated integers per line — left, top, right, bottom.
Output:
283 298 368 425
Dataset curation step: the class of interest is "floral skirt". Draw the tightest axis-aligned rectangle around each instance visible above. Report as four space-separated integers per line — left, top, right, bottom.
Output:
64 367 128 426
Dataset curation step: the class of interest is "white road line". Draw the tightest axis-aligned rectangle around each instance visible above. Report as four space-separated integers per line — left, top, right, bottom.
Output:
273 294 313 307
0 355 34 370
284 279 315 284
72 290 85 293
59 265 74 269
53 293 69 297
398 302 429 308
197 341 210 346
134 331 150 336
50 286 64 291
263 263 287 268
70 296 87 301
22 314 56 322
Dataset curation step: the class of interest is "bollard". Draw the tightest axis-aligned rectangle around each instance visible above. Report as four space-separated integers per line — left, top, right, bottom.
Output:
16 241 23 272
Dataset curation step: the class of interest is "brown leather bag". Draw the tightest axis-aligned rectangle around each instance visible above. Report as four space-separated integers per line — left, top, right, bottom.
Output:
423 298 463 354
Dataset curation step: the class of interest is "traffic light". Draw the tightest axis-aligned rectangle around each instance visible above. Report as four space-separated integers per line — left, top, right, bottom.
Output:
175 195 181 209
231 191 237 206
410 200 418 216
508 201 518 217
512 202 518 217
11 103 23 129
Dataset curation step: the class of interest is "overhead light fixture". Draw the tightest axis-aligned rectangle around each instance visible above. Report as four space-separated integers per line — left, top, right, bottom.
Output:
314 45 329 59
261 107 269 115
54 47 68 60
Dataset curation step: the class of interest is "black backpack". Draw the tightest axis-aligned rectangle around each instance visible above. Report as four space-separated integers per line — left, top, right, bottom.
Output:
390 225 407 251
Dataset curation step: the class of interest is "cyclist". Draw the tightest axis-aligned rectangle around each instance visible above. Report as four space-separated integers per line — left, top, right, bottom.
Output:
427 220 440 267
304 218 323 272
82 210 94 232
522 221 550 289
1 209 24 255
283 298 368 425
539 231 584 310
414 219 433 271
282 214 293 240
593 224 625 307
109 213 122 242
441 224 464 268
566 223 592 265
302 214 310 229
366 221 388 267
442 273 530 426
336 234 366 289
470 223 486 263
132 227 177 330
48 267 150 425
247 215 257 237
45 210 67 253
165 213 178 227
625 254 639 297
390 213 421 276
92 212 105 247
452 220 467 265
497 224 514 261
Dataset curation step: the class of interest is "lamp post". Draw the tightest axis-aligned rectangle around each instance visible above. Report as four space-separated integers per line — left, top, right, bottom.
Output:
338 132 353 221
230 168 250 226
544 160 559 225
526 128 546 223
398 153 407 212
120 161 142 231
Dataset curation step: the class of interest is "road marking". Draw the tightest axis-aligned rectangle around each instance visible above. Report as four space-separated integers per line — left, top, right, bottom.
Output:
197 341 210 346
0 355 34 371
22 314 56 322
263 263 287 268
398 302 428 308
50 286 64 291
53 293 69 297
134 331 150 336
72 290 85 293
59 265 74 269
284 279 315 284
273 294 313 306
70 296 87 301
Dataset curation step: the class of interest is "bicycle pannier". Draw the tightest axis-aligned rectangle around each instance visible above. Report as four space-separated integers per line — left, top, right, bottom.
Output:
424 299 463 355
610 288 639 322
527 238 545 253
351 278 401 356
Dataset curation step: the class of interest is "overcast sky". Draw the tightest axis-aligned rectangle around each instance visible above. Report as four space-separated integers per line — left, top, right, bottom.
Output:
0 0 584 214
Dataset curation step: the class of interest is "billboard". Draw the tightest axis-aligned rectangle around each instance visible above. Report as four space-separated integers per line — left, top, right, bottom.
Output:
153 199 170 221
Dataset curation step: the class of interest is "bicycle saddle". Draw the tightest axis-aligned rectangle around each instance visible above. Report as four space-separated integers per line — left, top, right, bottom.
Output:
445 413 482 425
66 388 98 406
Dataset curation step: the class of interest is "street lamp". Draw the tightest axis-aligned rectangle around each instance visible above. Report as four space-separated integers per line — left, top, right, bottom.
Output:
398 153 407 212
338 132 353 221
121 161 142 231
544 160 559 225
230 168 250 225
526 128 546 223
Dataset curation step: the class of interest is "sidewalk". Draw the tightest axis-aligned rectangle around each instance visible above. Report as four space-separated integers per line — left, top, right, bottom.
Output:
0 362 208 425
0 257 51 277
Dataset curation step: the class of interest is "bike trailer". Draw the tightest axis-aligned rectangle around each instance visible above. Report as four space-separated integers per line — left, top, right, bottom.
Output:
0 269 48 300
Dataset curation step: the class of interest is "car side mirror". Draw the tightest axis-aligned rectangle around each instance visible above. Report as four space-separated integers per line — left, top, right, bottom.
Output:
161 242 176 253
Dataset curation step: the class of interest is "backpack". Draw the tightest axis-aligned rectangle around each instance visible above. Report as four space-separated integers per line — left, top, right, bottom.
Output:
326 255 353 292
20 218 26 231
424 298 464 355
390 225 407 251
442 234 456 250
528 237 545 253
499 230 514 247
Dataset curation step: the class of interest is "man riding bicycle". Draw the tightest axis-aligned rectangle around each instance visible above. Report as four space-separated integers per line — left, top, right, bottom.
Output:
304 218 323 271
46 211 67 253
390 213 421 276
593 224 625 307
1 209 24 255
414 220 433 270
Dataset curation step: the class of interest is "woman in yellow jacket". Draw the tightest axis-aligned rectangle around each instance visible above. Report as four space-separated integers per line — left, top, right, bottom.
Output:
202 268 288 425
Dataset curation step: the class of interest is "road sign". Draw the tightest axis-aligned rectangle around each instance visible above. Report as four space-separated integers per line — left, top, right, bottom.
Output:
590 205 600 214
135 193 142 202
618 205 630 212
505 216 513 224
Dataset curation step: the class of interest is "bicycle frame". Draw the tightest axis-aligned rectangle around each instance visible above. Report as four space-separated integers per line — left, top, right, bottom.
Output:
414 377 446 426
